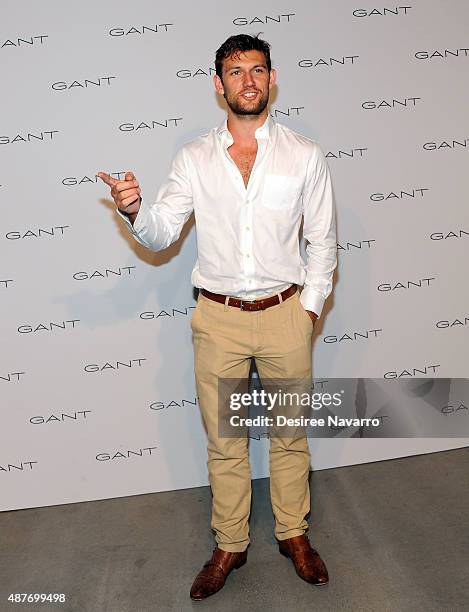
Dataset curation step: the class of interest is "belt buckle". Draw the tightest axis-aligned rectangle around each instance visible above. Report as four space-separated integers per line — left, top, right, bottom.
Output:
240 299 257 311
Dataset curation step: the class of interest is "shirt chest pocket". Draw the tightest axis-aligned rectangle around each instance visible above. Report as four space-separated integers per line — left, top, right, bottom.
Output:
262 174 303 210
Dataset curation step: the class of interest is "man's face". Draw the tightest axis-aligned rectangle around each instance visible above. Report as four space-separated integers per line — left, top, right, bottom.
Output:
214 49 276 116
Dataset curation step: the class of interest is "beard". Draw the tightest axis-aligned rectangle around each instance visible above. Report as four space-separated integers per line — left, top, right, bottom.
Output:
224 88 269 116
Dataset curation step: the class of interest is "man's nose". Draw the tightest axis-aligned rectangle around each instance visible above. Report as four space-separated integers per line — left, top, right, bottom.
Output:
242 72 255 87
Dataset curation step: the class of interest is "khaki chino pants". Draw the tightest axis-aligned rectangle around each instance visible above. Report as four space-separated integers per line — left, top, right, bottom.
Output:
191 288 314 553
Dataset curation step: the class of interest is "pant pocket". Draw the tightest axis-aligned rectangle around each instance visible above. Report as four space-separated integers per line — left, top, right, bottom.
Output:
295 297 314 331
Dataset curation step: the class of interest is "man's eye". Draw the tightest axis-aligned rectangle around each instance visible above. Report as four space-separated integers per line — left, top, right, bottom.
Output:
231 70 239 75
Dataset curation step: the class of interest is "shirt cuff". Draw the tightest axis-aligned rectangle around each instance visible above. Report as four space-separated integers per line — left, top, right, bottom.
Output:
115 198 150 235
299 286 326 318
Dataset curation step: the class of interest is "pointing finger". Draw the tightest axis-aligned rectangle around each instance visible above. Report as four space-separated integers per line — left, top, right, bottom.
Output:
97 172 118 187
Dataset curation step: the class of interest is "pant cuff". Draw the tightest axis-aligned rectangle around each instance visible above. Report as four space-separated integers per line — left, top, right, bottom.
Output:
216 541 249 553
275 528 307 542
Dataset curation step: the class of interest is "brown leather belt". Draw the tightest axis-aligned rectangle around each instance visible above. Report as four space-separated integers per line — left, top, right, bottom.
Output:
200 284 297 311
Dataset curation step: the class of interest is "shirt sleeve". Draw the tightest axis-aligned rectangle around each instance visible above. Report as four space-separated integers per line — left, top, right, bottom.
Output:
117 146 194 251
299 143 337 318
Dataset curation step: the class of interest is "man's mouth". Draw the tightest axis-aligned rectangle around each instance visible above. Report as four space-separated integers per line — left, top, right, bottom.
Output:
240 91 259 101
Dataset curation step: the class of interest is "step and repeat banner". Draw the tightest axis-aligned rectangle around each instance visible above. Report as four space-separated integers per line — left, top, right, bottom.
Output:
1 1 468 511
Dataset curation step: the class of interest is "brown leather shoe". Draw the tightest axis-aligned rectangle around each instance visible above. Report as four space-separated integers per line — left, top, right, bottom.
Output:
278 534 329 585
190 547 247 600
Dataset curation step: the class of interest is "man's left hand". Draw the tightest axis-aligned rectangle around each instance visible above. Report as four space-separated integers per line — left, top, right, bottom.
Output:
306 310 318 324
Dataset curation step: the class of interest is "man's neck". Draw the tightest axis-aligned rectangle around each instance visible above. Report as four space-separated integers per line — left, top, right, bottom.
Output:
226 111 268 147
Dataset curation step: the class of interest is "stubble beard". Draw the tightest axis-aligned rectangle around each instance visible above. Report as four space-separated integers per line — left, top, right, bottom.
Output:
224 89 269 117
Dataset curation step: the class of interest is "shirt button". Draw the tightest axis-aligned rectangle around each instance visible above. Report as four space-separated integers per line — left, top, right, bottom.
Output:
246 226 250 231
245 254 250 258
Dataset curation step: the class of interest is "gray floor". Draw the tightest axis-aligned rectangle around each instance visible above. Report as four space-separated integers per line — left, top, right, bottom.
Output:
1 448 468 612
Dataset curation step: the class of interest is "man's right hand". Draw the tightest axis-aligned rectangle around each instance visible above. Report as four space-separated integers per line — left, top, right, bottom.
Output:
97 170 142 225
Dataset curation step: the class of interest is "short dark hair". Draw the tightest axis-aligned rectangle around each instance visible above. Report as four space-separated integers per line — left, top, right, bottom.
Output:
215 34 272 79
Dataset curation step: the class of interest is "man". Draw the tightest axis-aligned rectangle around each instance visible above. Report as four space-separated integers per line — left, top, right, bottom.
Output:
98 34 337 600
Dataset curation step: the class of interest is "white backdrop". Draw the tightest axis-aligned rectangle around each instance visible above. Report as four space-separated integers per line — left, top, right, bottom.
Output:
1 0 468 512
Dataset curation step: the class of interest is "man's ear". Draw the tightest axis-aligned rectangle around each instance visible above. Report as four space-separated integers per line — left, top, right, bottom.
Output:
213 74 225 95
269 68 277 89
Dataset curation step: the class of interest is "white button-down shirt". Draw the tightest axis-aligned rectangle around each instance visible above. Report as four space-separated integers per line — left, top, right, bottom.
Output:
119 115 337 317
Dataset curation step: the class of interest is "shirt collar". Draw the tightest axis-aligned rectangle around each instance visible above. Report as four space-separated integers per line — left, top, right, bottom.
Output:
216 114 274 144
